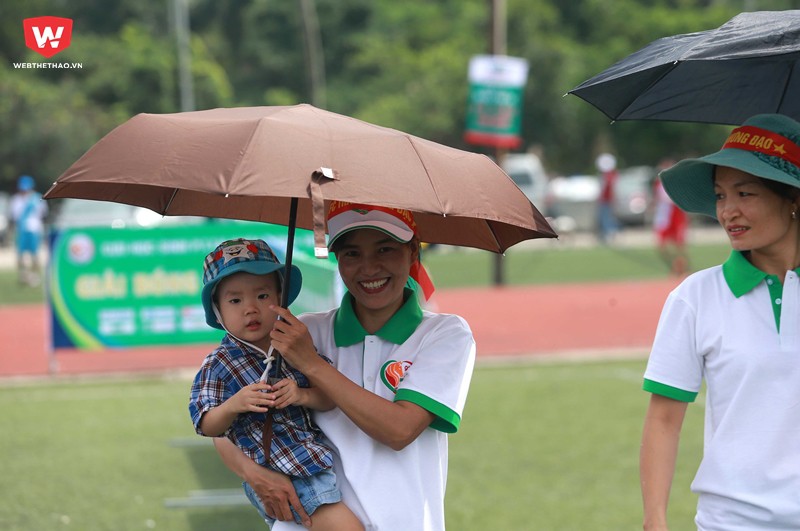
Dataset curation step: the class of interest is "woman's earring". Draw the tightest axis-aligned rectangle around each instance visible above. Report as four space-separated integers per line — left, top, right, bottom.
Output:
793 209 798 220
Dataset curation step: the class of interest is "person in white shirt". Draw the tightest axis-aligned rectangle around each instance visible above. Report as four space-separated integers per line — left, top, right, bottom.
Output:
214 201 476 530
641 113 800 531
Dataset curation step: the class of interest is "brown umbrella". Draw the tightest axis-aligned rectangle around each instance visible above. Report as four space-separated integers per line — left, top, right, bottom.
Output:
44 104 555 255
45 103 556 377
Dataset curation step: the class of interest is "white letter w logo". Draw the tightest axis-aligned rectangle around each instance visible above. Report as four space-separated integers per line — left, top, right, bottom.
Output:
23 17 73 58
32 26 64 49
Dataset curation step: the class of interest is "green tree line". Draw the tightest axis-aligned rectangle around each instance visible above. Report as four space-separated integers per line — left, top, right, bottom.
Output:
0 0 794 194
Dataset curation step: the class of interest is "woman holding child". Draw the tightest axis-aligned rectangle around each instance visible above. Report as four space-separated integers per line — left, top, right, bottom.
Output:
214 201 476 530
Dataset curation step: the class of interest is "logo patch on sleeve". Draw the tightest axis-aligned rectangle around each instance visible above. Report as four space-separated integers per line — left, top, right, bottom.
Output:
380 360 412 393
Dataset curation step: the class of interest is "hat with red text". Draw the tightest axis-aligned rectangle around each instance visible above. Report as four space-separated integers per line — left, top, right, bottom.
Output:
326 201 435 300
661 113 800 217
201 238 302 329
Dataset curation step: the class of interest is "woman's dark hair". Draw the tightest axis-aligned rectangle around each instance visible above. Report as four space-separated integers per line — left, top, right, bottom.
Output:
760 178 800 202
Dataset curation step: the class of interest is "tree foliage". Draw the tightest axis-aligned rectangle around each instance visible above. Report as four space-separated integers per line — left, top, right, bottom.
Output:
0 0 795 192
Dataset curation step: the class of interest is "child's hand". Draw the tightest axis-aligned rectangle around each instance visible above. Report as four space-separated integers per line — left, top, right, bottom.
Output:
227 382 274 413
270 378 302 409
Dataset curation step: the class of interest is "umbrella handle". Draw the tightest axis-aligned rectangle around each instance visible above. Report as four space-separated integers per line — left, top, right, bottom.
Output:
281 197 298 309
274 197 298 375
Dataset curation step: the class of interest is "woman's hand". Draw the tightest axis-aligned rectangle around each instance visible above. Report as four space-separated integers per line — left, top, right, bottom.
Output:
247 466 311 527
270 306 324 374
212 438 311 527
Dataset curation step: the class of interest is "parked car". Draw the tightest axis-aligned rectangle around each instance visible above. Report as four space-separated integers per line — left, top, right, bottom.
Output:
502 153 549 208
51 198 206 230
613 165 656 226
545 174 601 233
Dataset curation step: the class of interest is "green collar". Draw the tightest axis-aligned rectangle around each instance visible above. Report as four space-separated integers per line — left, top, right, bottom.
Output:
722 250 783 297
334 288 423 346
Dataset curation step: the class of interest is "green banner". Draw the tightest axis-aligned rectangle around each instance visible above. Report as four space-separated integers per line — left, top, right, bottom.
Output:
49 221 340 350
464 55 529 149
465 83 525 137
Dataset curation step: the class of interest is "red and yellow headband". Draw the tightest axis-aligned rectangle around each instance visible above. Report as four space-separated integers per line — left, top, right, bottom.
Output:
722 126 800 169
327 201 418 235
326 201 434 301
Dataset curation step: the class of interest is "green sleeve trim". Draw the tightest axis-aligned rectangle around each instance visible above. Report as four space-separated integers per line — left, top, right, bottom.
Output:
642 379 697 402
395 388 460 433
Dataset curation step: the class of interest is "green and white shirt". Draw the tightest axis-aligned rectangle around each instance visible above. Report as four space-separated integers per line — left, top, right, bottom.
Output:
644 251 800 530
275 289 475 531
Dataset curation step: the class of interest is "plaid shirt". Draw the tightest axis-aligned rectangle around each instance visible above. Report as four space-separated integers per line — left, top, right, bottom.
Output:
189 334 334 477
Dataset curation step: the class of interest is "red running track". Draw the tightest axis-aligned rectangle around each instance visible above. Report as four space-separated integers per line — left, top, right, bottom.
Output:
0 278 680 378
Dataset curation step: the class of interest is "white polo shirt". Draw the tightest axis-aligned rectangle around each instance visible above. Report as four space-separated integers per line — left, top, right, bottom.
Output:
644 251 800 530
273 289 476 531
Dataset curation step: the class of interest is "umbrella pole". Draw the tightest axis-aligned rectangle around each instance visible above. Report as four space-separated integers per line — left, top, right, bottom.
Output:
274 197 298 375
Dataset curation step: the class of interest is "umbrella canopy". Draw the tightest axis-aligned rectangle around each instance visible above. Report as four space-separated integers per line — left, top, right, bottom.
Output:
45 104 555 253
568 10 800 125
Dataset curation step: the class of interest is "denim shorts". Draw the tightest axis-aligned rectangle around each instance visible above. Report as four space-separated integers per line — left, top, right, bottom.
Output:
16 231 41 254
243 468 342 526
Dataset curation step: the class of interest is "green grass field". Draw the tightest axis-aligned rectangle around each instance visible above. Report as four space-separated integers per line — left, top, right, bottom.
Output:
0 360 704 531
1 235 718 529
423 241 730 289
0 271 45 305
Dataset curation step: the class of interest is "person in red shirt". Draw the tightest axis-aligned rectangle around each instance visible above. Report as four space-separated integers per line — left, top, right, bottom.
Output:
596 153 620 243
652 159 689 275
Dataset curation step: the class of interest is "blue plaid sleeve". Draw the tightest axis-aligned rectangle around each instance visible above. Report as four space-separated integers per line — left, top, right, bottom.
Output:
189 351 232 436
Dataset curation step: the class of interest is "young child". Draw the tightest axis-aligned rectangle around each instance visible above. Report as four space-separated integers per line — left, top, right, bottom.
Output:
189 238 362 530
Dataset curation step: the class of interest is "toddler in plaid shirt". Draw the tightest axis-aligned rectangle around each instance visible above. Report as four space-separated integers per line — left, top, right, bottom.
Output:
189 238 362 530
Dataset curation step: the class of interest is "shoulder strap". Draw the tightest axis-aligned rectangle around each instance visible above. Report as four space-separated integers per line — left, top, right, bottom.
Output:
20 194 40 221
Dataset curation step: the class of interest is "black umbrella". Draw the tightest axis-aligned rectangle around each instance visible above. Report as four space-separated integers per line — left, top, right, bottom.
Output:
568 10 800 125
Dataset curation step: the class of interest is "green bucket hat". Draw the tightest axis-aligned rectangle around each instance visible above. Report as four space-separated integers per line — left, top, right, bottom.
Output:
661 113 800 218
